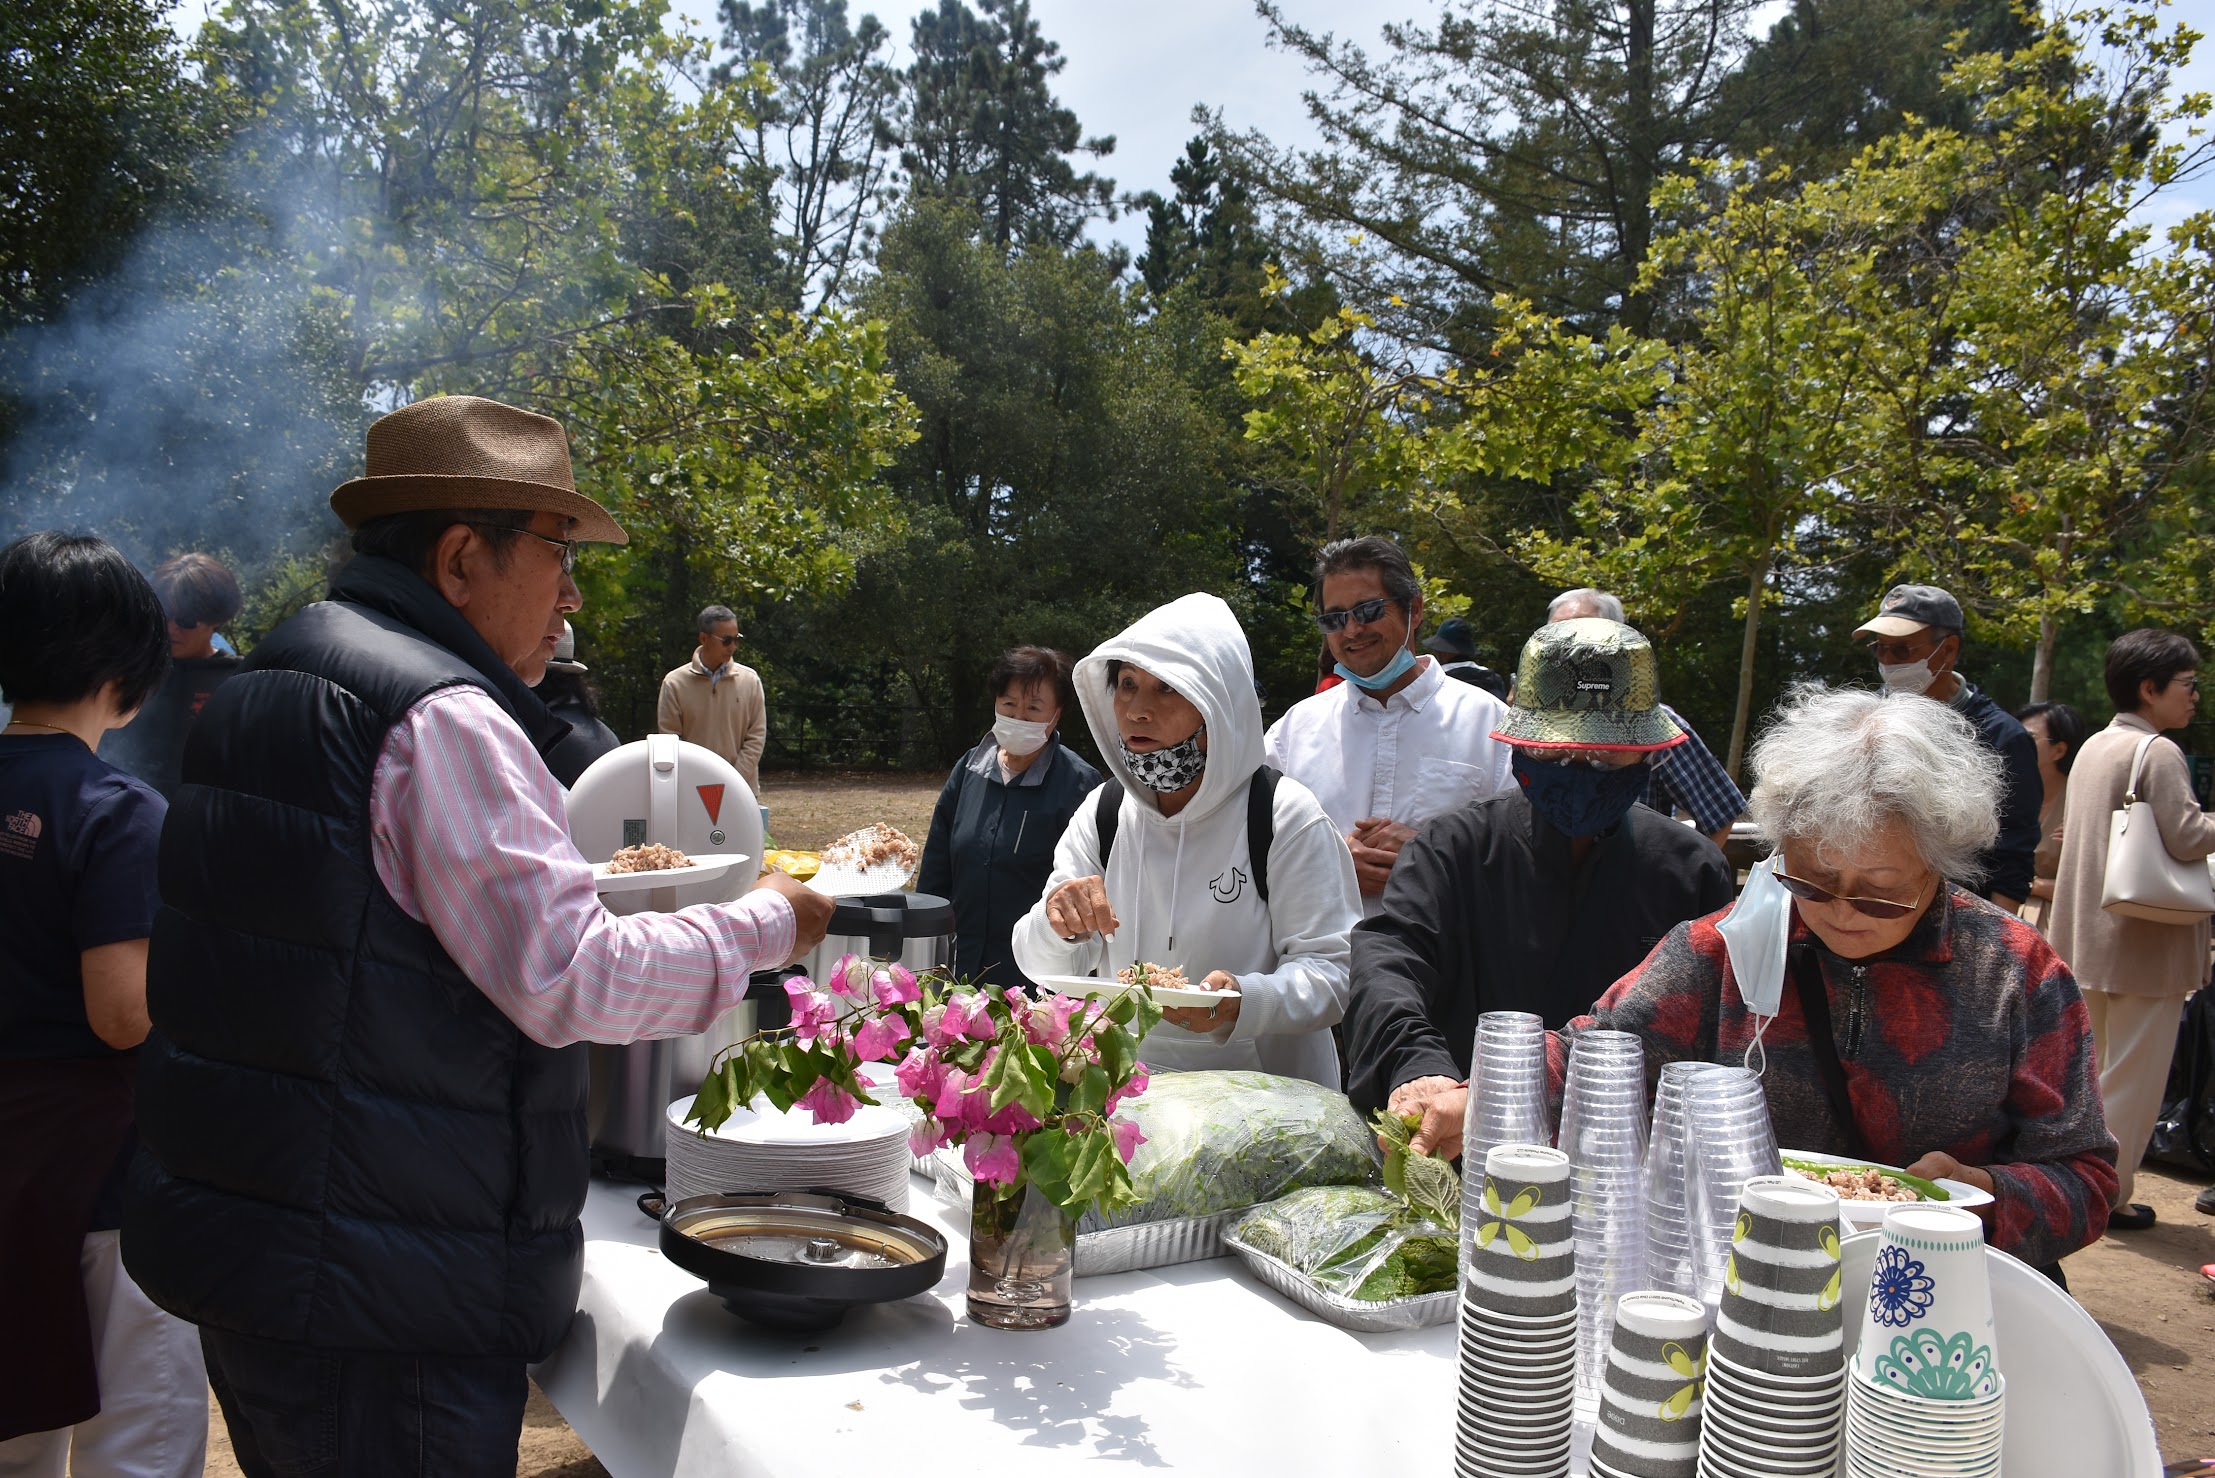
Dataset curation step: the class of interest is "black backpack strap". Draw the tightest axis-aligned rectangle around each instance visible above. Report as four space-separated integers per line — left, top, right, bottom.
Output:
1793 947 1873 1161
1248 764 1281 904
1095 768 1280 902
1094 781 1122 875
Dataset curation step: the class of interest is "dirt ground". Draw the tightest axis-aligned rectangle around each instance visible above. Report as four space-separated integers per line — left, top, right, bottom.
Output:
757 766 944 853
198 770 2215 1475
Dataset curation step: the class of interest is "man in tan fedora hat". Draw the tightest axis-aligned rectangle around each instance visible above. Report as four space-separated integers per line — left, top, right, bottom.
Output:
126 395 834 1474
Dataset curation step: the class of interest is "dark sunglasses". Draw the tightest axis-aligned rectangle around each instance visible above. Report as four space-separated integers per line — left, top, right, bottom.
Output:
1315 597 1399 634
469 521 579 573
1772 868 1930 921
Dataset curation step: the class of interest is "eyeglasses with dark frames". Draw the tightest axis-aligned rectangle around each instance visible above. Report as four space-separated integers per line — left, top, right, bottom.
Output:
467 521 579 573
1315 596 1399 634
1771 868 1930 921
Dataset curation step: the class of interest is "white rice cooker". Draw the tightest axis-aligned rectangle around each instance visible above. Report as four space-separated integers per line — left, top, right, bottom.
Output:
565 734 767 1179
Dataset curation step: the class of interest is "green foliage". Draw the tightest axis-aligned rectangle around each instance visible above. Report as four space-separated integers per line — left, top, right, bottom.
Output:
892 0 1114 250
689 968 1162 1221
0 0 216 328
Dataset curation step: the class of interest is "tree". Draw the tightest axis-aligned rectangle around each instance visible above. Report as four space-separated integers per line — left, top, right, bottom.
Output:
2 0 917 728
0 0 215 328
1135 138 1267 303
1716 0 2035 174
892 0 1115 249
711 0 902 309
1851 9 2215 700
772 198 1252 759
1212 0 1765 341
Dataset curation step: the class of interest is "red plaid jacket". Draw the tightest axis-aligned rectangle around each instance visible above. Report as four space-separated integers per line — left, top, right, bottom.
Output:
1561 886 2118 1268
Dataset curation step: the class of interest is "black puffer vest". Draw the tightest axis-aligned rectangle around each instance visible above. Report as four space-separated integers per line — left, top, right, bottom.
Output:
124 557 589 1359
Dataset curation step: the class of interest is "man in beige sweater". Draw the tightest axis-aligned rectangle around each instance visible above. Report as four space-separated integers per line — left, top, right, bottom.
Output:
657 604 766 797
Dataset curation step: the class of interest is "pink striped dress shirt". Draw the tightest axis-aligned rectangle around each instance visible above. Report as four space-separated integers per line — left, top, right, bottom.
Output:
369 686 795 1048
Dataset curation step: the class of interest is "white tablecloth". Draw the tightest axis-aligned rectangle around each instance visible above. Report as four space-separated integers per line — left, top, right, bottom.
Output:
534 1174 1461 1477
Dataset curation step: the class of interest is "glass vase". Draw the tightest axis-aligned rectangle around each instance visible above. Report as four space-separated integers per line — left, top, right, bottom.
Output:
967 1180 1077 1329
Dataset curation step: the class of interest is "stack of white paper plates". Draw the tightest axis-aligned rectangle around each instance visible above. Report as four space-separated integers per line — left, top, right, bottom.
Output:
664 1092 911 1213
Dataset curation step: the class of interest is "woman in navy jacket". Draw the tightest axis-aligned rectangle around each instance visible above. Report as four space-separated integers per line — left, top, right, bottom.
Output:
917 647 1100 988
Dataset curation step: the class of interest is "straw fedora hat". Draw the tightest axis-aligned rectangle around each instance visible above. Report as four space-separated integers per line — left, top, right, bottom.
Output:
329 395 627 544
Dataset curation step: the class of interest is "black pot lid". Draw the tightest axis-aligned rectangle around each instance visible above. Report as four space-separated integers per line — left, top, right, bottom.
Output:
669 1196 941 1271
826 891 953 936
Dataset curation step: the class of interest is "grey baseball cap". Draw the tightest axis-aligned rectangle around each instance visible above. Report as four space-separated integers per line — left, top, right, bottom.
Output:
1853 584 1964 640
547 619 587 672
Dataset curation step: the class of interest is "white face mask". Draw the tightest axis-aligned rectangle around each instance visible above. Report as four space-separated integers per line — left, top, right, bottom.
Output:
993 714 1053 757
1878 659 1937 696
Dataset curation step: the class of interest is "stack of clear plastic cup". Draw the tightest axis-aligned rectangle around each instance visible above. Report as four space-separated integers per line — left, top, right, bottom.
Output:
1457 1011 1552 1265
1681 1066 1781 1313
1559 1031 1650 1431
1643 1060 1726 1297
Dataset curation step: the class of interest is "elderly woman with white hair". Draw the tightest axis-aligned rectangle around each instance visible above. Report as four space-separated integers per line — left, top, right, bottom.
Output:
1410 685 2118 1275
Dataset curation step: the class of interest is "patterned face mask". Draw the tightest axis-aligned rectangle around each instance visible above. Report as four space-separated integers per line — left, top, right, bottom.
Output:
1120 727 1207 793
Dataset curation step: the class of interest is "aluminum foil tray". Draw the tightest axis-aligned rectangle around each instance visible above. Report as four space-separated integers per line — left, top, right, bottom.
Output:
1221 1230 1458 1333
928 1153 1236 1276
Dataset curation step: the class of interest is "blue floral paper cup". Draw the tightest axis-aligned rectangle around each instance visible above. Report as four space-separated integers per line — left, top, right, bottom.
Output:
1852 1204 1996 1396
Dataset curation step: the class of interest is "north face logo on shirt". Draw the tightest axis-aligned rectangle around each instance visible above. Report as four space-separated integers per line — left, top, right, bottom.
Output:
5 809 40 838
1208 866 1248 904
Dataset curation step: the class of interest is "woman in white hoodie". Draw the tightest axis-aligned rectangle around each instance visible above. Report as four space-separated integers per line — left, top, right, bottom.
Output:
1011 594 1361 1086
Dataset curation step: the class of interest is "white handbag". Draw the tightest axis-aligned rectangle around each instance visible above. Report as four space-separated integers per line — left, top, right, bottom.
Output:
2100 732 2215 923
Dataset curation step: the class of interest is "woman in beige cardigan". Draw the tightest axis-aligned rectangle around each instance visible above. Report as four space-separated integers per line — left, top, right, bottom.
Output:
2049 629 2214 1230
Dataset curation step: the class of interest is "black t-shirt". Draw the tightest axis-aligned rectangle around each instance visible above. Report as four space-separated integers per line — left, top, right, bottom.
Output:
99 652 242 798
0 734 167 1060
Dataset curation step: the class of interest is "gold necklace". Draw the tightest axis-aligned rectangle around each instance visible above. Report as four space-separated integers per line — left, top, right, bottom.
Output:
3 720 76 737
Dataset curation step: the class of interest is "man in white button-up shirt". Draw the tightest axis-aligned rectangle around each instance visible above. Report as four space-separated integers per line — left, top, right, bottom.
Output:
1265 536 1513 914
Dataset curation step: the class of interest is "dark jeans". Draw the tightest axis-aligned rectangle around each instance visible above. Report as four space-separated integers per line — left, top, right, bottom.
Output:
200 1328 527 1478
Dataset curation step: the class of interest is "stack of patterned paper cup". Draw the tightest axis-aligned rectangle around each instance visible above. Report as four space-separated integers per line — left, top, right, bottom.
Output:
1696 1175 1848 1478
1642 1061 1725 1297
1680 1066 1780 1310
1457 1012 1553 1263
1843 1204 2005 1477
1589 1290 1708 1478
1455 1144 1578 1478
1558 1031 1649 1428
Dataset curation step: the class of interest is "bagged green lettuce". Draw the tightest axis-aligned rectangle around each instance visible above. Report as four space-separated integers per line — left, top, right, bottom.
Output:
1231 1185 1459 1302
1082 1070 1382 1231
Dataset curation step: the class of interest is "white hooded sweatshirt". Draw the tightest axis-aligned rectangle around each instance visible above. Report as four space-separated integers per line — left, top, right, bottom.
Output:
1010 593 1361 1085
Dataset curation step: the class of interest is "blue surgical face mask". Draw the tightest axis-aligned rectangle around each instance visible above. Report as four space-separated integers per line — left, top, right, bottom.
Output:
1511 750 1653 838
1335 645 1419 691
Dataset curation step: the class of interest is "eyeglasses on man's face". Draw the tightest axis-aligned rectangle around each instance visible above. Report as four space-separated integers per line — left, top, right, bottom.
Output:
1315 597 1400 634
469 521 579 574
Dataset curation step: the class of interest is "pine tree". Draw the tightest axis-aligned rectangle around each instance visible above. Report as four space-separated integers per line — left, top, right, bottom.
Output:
893 0 1114 248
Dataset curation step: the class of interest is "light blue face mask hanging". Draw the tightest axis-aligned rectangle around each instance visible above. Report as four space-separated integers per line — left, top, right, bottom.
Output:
1715 856 1792 1075
1334 645 1418 691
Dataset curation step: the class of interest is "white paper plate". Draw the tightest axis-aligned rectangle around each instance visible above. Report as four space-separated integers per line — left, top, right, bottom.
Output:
589 853 748 893
1027 973 1240 1008
1778 1149 1994 1229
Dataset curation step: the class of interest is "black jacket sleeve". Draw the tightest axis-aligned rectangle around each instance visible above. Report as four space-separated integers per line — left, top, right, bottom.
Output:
914 760 964 902
1986 724 2043 904
1345 817 1473 1113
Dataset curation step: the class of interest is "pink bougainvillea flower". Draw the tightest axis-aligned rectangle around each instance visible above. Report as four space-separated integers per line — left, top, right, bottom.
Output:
946 992 998 1042
851 1013 912 1063
964 1133 1022 1185
1110 1115 1147 1165
872 964 921 1008
980 1101 1043 1136
894 1045 944 1101
1025 995 1080 1051
784 981 840 1047
931 1066 975 1124
908 1116 948 1158
822 953 864 997
795 1076 860 1125
1106 1062 1150 1115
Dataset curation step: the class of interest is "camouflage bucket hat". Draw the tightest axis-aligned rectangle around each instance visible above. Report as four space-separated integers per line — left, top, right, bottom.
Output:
1490 618 1686 751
